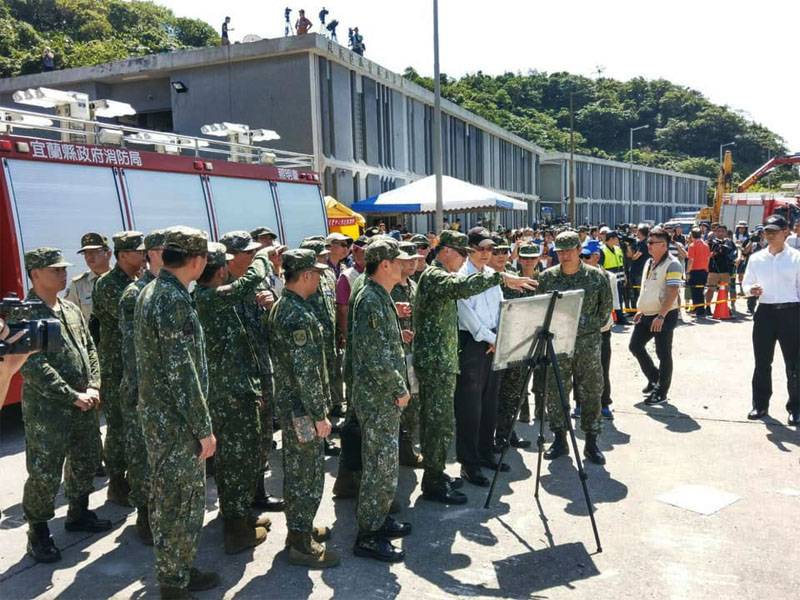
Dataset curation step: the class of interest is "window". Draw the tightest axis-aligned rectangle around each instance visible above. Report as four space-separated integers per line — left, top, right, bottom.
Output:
274 182 327 248
123 170 211 236
5 159 124 287
208 177 279 239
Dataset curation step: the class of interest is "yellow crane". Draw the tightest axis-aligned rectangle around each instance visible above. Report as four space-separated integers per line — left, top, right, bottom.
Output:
697 149 733 222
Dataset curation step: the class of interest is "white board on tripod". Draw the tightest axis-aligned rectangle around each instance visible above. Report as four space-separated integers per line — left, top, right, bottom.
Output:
492 290 584 371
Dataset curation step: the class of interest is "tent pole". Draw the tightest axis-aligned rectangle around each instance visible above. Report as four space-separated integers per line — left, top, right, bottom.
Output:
433 0 444 233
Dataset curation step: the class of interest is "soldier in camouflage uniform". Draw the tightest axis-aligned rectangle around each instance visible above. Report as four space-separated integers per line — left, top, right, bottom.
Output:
134 227 219 599
536 231 612 465
391 242 423 468
495 243 542 450
412 230 536 504
299 237 339 456
351 239 415 562
195 241 273 554
220 231 284 512
268 249 339 569
118 230 166 545
409 233 432 282
93 230 145 505
17 248 112 564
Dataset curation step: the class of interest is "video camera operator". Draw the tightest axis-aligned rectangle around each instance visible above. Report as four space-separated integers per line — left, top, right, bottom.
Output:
704 224 737 310
0 318 32 404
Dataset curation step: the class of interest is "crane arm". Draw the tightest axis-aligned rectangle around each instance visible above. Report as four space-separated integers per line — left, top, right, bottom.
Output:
737 154 800 192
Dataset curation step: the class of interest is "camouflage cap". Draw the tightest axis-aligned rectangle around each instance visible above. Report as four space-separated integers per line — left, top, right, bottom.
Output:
144 229 167 251
250 226 277 240
409 233 430 247
399 241 422 257
207 242 234 268
352 235 369 248
112 230 145 252
492 235 510 250
518 243 542 258
554 231 581 251
77 232 110 253
299 239 330 256
163 226 211 255
282 248 329 273
365 238 414 265
438 229 472 252
220 231 260 253
25 247 73 270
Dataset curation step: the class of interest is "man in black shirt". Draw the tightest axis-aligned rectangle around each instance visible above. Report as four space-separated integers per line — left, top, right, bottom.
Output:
627 225 650 306
705 224 736 310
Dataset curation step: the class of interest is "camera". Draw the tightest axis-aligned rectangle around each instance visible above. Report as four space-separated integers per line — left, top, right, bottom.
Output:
0 294 62 357
284 7 291 21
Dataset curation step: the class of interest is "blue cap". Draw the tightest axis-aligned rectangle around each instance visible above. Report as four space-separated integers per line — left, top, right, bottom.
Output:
581 240 603 256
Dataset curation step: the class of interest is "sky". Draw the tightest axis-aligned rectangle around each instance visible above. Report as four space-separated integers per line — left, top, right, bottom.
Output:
158 0 800 153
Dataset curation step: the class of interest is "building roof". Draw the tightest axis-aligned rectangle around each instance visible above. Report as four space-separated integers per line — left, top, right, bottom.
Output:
540 152 710 181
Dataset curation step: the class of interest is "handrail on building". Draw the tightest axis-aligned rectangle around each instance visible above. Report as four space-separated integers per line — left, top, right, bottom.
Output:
0 105 315 170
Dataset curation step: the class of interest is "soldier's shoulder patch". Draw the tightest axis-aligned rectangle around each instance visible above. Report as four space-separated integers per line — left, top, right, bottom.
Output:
368 312 379 329
292 329 307 346
182 317 195 336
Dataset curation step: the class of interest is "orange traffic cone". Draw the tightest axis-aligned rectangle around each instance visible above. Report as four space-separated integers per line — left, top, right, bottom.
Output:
713 284 731 320
611 309 618 324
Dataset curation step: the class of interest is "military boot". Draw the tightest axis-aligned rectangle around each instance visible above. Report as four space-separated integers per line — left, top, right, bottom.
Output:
332 466 361 498
398 434 423 469
27 522 61 563
224 517 267 555
284 525 331 547
187 567 220 592
136 507 154 546
106 475 131 507
286 530 340 568
543 432 569 460
65 495 112 533
583 434 606 466
158 585 191 599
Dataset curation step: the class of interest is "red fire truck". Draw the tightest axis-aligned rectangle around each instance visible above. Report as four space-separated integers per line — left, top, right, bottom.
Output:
1 105 327 406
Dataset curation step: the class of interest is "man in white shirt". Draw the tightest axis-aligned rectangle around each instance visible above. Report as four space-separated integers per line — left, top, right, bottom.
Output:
741 214 800 425
454 228 505 487
785 220 800 250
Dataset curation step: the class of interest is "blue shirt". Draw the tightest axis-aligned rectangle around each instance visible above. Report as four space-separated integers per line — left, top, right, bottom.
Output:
457 259 502 345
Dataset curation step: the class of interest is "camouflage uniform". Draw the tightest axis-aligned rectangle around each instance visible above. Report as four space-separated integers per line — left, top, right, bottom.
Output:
118 268 156 511
391 277 418 440
536 256 612 435
134 227 212 590
19 250 101 525
352 243 410 532
268 250 330 534
412 231 504 489
195 246 271 519
93 231 144 483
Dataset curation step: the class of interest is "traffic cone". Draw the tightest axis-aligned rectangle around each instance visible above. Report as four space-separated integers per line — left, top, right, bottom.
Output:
713 284 731 320
611 309 618 324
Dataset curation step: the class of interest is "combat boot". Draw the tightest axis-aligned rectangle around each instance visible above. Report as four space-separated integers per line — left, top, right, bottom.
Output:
106 475 131 507
543 432 569 460
284 525 331 547
65 495 113 533
286 530 340 568
399 434 423 469
27 522 61 563
224 517 267 555
187 567 220 592
583 434 606 466
332 466 360 498
136 507 153 546
158 585 191 599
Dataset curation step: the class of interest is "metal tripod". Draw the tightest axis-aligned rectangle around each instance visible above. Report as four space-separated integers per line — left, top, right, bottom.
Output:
484 291 603 553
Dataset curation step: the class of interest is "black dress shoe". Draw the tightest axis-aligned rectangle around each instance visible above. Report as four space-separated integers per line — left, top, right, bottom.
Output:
510 432 532 449
788 412 800 426
354 533 405 562
377 515 412 538
642 381 656 394
442 473 464 490
644 390 667 406
460 465 490 487
252 494 285 512
324 439 341 456
747 408 768 420
479 458 510 472
421 484 468 505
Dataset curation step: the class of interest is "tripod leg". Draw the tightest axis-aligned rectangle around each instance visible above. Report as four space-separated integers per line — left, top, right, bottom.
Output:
534 362 548 499
547 340 603 553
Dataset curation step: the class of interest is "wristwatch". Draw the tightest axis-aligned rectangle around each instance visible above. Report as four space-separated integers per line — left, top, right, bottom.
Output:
655 314 665 321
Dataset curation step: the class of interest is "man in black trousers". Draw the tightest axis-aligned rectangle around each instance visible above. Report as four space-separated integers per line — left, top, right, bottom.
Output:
742 214 800 426
454 228 506 487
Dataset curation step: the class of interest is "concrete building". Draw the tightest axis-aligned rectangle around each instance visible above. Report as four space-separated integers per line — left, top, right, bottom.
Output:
0 33 708 227
540 153 709 225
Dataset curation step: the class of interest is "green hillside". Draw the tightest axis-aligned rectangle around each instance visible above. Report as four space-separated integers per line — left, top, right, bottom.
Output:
403 68 791 187
0 0 218 78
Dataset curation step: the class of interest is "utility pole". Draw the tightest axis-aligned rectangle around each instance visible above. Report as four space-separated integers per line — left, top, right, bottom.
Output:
629 124 649 223
569 92 575 224
433 0 444 232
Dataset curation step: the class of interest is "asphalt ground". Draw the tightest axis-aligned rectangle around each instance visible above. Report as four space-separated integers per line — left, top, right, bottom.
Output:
1 305 799 599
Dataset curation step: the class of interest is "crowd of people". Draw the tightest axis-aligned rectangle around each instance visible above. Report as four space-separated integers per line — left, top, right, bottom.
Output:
6 211 800 599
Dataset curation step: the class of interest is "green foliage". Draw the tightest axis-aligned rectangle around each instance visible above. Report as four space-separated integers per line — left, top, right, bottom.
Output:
403 67 788 185
0 0 219 78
